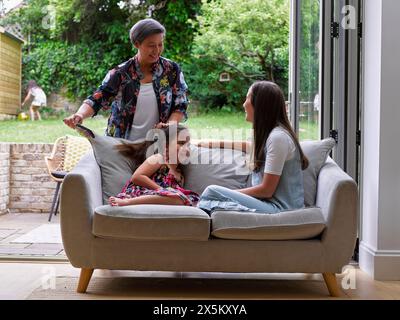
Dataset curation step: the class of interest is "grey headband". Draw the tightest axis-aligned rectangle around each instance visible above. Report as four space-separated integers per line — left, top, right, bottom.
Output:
129 18 166 44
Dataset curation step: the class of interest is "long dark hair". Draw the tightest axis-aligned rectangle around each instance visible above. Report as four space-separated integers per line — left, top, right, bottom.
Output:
114 124 190 165
250 81 309 171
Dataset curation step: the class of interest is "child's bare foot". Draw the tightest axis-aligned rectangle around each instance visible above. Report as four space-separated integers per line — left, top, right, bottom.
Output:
108 196 131 207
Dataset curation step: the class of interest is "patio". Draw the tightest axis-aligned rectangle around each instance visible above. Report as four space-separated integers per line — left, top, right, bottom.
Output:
0 212 66 260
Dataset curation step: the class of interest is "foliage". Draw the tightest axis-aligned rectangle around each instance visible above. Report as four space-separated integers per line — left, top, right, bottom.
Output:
2 0 292 109
184 0 290 110
21 41 125 100
4 0 201 100
1 0 301 112
152 0 201 63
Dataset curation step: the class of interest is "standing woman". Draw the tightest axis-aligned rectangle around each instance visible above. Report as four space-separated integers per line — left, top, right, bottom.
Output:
63 18 189 141
21 80 47 121
197 81 309 214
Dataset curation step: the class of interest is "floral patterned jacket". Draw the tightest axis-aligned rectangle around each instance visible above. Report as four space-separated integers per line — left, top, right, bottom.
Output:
84 55 189 139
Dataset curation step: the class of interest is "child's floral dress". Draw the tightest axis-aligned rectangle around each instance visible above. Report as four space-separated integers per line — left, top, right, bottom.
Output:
116 165 199 206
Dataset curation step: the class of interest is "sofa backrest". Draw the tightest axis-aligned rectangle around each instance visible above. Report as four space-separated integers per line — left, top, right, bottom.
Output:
182 146 250 195
80 132 335 205
183 138 336 205
315 157 358 267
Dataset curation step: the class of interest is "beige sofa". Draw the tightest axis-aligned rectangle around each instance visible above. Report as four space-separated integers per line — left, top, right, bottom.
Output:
60 144 358 297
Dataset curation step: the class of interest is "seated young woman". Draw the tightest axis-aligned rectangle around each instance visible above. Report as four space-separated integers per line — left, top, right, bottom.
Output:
197 81 309 214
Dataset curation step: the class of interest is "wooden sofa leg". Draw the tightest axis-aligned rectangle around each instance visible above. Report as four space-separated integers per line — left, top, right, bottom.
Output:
322 272 341 297
77 268 94 293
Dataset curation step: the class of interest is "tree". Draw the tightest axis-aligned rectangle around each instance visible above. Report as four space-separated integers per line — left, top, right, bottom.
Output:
185 0 290 109
152 0 201 63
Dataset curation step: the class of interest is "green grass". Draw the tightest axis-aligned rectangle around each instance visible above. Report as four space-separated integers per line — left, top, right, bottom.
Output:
299 120 319 141
0 117 107 143
0 111 319 143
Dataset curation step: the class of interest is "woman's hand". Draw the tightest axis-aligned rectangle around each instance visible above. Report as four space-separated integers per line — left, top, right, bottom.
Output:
63 113 83 129
154 120 180 129
154 122 169 129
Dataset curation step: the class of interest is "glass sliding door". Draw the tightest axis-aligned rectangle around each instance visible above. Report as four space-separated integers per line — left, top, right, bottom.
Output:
330 0 362 180
290 0 322 141
290 0 362 178
290 0 363 261
299 0 322 141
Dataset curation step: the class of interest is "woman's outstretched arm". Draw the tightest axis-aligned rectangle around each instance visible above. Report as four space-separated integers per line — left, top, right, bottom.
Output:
64 67 121 129
63 103 95 128
195 140 251 153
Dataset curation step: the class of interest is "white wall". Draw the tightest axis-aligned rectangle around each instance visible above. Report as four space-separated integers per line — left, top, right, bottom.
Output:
359 0 400 280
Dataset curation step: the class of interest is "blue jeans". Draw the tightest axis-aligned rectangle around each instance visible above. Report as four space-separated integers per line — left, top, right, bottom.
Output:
197 185 281 214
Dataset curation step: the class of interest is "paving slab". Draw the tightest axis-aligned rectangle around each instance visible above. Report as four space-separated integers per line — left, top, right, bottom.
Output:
0 247 63 256
0 229 18 238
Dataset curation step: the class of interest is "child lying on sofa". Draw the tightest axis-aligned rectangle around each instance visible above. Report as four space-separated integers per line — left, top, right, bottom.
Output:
108 124 200 207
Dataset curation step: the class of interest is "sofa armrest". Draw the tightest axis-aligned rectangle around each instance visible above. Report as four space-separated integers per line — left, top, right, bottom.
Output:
60 151 102 267
316 158 359 270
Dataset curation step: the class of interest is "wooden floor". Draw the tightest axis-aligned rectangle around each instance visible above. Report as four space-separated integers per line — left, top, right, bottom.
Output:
0 261 399 300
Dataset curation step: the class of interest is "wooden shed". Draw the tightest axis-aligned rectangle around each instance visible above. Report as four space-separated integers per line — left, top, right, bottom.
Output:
0 26 24 118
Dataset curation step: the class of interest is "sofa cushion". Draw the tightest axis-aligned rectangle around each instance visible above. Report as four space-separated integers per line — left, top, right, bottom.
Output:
301 138 336 206
75 126 138 204
93 205 211 241
182 146 250 195
210 207 326 240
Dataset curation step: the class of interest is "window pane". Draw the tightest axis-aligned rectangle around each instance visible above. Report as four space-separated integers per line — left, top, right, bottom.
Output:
299 0 321 141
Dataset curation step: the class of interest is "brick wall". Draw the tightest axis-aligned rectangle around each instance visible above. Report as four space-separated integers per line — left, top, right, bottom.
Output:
0 143 57 213
0 144 10 214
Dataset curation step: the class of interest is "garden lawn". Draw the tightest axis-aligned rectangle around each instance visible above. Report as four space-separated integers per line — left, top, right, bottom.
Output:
0 111 318 143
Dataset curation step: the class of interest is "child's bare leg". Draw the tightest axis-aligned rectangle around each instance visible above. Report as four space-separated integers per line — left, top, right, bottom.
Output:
108 195 184 207
130 195 185 205
29 106 35 121
108 197 134 206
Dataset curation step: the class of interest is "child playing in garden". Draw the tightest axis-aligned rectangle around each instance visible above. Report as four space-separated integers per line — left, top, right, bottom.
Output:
108 124 199 207
21 80 47 121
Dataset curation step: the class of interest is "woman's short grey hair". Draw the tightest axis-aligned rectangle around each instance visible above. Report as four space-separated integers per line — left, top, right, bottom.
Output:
129 18 166 45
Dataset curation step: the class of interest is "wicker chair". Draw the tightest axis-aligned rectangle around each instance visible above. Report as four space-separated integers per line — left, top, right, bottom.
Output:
45 135 92 221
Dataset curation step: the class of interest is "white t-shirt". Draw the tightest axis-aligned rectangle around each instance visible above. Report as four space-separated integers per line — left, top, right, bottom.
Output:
30 87 47 106
129 82 159 142
264 126 297 176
